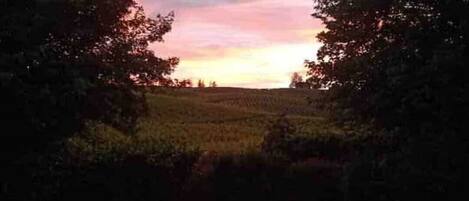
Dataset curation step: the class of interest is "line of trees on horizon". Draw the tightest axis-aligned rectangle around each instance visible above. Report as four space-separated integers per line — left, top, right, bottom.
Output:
289 72 312 89
153 78 219 88
197 79 217 88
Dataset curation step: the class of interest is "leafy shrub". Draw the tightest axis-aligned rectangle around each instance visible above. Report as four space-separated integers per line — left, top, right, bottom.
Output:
183 153 342 201
262 116 393 162
183 153 343 201
3 123 200 201
261 115 295 156
342 151 466 201
65 123 199 167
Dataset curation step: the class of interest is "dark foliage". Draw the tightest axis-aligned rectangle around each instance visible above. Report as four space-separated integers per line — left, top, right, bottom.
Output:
197 79 206 88
209 81 217 88
262 116 393 162
307 0 469 134
261 115 295 155
306 1 469 200
9 149 198 201
0 0 178 199
182 153 343 201
2 125 200 201
0 0 177 160
174 79 193 88
342 151 467 201
289 72 312 89
289 72 303 88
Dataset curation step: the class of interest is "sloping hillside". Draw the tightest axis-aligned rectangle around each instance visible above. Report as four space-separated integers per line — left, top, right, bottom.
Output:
136 88 334 154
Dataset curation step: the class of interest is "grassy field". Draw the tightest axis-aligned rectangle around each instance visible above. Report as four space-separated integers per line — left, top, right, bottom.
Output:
46 87 358 201
131 87 338 155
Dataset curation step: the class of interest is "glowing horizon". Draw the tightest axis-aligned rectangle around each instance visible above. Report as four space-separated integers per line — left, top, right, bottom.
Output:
141 0 324 88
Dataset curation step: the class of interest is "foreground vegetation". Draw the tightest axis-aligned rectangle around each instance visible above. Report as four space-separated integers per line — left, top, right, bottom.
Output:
2 0 468 200
3 88 359 201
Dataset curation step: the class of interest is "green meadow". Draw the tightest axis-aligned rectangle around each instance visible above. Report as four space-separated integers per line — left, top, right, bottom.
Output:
134 87 337 155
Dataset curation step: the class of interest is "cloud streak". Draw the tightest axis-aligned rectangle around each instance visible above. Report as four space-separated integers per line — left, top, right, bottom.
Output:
142 0 324 88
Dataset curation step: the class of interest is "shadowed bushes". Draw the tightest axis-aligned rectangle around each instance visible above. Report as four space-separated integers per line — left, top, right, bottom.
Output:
183 153 343 201
261 116 469 201
2 123 200 201
262 116 393 162
59 124 199 201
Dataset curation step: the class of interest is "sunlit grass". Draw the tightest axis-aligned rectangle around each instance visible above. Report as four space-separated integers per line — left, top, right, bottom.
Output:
71 87 335 156
132 87 334 155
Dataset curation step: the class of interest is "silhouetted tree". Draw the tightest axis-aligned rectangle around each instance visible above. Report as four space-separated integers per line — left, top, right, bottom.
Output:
307 0 469 199
175 79 193 88
289 72 304 88
209 81 217 88
0 0 177 161
197 79 206 88
158 78 177 87
307 0 469 135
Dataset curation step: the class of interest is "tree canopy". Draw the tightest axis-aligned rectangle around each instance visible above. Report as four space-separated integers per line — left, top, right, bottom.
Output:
198 79 206 88
306 2 469 198
307 0 469 134
209 81 217 88
0 0 178 157
289 72 303 88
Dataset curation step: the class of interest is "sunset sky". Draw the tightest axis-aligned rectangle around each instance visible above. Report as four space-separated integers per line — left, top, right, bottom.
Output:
140 0 324 88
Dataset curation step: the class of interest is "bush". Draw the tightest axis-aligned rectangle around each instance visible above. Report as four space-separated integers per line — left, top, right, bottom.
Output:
342 151 466 201
2 123 200 201
261 115 295 156
183 153 343 201
262 116 392 162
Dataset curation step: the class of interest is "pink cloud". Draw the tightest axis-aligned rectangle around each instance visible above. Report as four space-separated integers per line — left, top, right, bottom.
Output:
141 0 324 88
